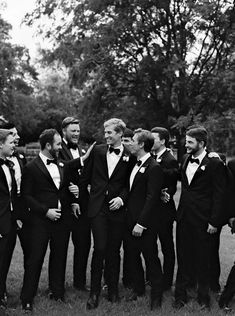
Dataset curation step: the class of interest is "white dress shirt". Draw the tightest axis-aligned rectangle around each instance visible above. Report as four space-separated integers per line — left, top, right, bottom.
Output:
186 149 207 184
63 138 80 159
106 145 124 178
39 152 61 189
129 153 151 189
1 162 13 210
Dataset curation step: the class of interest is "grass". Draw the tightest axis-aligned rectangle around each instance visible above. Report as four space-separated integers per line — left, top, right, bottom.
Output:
2 185 235 315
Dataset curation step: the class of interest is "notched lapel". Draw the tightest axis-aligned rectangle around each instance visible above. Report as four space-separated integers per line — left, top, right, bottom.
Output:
131 157 151 190
0 166 10 193
35 157 59 190
62 142 73 160
110 148 129 179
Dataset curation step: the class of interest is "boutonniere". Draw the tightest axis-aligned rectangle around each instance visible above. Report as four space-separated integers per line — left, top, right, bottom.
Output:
19 154 24 159
156 158 162 163
122 155 129 162
58 162 64 167
200 165 206 171
78 169 81 175
139 167 146 173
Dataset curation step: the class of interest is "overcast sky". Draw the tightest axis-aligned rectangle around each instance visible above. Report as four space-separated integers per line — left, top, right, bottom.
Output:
1 0 42 58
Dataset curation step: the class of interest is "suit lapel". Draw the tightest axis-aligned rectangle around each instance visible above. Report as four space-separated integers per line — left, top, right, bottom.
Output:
100 145 109 178
181 154 190 186
131 157 152 191
189 154 209 185
34 156 59 190
62 141 73 160
109 147 129 179
0 166 10 194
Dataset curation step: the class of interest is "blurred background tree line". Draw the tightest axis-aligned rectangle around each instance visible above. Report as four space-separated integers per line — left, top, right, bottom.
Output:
0 0 235 155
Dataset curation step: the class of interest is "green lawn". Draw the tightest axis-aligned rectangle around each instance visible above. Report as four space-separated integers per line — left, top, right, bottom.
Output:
3 185 235 315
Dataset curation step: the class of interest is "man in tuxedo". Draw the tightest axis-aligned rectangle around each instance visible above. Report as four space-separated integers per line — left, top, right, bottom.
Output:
174 126 227 310
151 127 178 291
20 129 80 311
0 129 21 308
125 128 164 310
59 116 91 291
80 118 134 309
0 122 29 307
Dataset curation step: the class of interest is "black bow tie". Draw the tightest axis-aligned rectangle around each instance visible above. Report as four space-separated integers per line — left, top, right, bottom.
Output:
189 157 200 165
67 142 78 150
109 147 120 155
47 159 57 165
0 158 14 169
136 160 142 166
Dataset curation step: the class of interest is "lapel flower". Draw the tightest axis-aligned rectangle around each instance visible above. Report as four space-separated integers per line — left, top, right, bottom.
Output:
59 162 64 167
78 169 81 176
200 165 206 171
19 154 24 159
139 167 146 173
156 158 162 163
123 155 129 162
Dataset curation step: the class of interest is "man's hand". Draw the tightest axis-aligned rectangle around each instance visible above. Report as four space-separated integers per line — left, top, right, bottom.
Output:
46 209 61 221
16 220 23 230
82 142 96 162
109 197 123 211
132 224 144 237
207 223 217 234
208 152 220 159
69 182 79 198
71 203 81 219
161 188 170 203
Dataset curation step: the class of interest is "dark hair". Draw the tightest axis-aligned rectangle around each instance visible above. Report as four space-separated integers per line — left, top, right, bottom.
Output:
62 117 80 129
0 122 16 129
134 128 154 152
186 126 208 146
39 129 60 150
151 127 169 147
0 129 13 143
123 128 134 138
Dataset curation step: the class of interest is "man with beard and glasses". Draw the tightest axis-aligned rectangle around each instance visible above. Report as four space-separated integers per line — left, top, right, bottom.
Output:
20 129 80 312
173 126 227 311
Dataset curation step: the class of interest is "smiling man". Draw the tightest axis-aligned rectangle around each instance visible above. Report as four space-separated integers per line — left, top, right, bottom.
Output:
80 118 135 309
174 126 227 310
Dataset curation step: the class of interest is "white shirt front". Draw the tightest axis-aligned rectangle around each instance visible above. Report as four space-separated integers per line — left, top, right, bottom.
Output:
129 153 151 189
9 156 21 194
106 145 124 178
63 138 80 159
186 149 207 184
39 152 61 189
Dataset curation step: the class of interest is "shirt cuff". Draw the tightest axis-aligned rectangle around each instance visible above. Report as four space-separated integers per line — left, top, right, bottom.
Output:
80 157 84 167
137 223 147 230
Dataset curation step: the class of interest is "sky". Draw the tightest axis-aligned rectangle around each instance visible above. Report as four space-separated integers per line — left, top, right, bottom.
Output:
1 0 42 58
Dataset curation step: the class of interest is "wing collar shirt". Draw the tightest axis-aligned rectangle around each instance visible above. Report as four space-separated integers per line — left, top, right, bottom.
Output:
186 149 207 184
106 144 124 178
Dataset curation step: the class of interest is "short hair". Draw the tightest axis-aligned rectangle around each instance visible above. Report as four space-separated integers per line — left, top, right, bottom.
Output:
151 127 169 147
0 122 16 129
134 128 154 152
123 128 134 139
61 117 80 129
39 129 60 150
104 118 126 134
0 129 13 144
186 126 208 146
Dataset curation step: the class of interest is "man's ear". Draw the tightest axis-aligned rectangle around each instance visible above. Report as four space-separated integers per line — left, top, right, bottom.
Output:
45 142 52 151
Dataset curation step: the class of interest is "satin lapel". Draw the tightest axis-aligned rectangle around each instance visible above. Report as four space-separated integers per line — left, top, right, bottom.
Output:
62 142 73 160
181 154 190 186
58 162 64 188
34 156 59 190
0 166 10 193
131 157 151 191
101 145 109 178
110 147 129 179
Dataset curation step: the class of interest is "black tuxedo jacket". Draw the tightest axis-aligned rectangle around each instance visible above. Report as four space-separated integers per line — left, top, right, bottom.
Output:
21 156 76 229
227 159 235 219
177 153 227 227
156 149 179 222
0 164 20 235
80 144 135 221
127 156 164 229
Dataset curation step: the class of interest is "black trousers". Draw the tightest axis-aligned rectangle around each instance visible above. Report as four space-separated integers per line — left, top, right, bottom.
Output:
125 227 163 298
122 235 133 288
175 220 213 303
158 219 175 288
20 223 70 302
209 227 221 288
0 222 30 297
71 215 91 288
0 234 9 297
90 212 124 296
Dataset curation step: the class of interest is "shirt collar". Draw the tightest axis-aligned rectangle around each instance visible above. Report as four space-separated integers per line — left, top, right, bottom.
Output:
39 152 52 165
138 152 151 166
156 147 167 159
192 149 207 164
